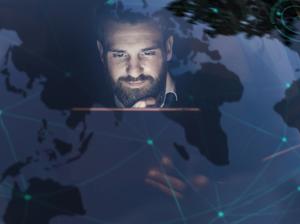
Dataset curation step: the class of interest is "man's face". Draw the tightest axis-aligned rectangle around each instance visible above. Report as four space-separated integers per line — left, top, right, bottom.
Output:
98 22 173 107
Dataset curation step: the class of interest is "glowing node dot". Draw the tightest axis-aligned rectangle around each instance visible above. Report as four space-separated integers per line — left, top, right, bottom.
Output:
276 11 282 16
210 7 219 14
281 137 288 143
297 186 300 191
147 139 154 146
218 211 225 218
285 83 291 88
106 0 115 5
24 194 32 201
65 72 71 78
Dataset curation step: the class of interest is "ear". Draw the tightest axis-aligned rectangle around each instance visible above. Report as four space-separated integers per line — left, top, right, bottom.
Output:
97 40 104 63
166 35 174 62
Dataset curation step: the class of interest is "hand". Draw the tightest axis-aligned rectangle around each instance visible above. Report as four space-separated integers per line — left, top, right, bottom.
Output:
145 156 186 199
132 97 156 108
145 156 210 199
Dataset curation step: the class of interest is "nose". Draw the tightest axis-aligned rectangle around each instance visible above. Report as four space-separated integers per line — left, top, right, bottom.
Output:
127 55 143 78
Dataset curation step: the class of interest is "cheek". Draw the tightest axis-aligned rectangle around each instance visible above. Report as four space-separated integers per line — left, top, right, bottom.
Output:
106 58 126 81
142 57 164 77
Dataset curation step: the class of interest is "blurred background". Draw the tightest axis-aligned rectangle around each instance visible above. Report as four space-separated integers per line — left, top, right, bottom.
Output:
1 0 300 223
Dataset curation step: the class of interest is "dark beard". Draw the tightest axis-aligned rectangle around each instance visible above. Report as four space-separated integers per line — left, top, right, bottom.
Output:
113 73 166 107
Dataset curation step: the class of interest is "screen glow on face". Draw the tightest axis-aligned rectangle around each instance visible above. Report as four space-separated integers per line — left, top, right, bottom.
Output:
101 22 169 107
105 28 164 81
110 47 158 61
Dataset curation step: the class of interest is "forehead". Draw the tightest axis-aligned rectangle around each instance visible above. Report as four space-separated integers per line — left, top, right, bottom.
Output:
104 22 163 49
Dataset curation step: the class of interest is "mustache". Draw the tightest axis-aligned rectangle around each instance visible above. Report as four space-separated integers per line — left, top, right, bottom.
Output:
118 74 154 82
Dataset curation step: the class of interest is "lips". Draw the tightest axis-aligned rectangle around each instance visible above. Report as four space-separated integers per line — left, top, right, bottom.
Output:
124 80 147 88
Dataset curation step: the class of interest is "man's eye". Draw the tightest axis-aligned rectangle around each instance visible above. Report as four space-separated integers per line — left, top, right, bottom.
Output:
143 50 156 56
112 52 127 58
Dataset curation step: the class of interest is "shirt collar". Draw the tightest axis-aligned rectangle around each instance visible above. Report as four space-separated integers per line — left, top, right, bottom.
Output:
161 73 178 107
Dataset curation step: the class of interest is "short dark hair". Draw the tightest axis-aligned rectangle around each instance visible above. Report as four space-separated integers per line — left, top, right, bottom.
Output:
95 6 171 45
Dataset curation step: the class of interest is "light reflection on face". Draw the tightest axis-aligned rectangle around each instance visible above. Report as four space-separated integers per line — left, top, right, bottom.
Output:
98 22 173 107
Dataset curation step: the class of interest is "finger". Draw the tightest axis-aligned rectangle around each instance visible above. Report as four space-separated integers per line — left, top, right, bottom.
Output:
133 101 147 108
147 169 186 191
132 98 156 108
144 98 156 107
160 156 173 169
145 178 183 199
193 175 209 188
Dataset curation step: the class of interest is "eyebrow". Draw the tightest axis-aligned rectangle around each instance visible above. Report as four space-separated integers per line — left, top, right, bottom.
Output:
108 46 160 53
109 49 126 53
141 46 159 52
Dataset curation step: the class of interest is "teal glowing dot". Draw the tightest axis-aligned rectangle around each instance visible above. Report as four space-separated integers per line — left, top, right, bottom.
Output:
285 83 291 88
276 11 282 16
24 194 32 201
65 72 71 78
210 7 219 14
147 139 154 146
297 186 300 191
281 137 288 143
106 0 115 5
218 211 225 218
